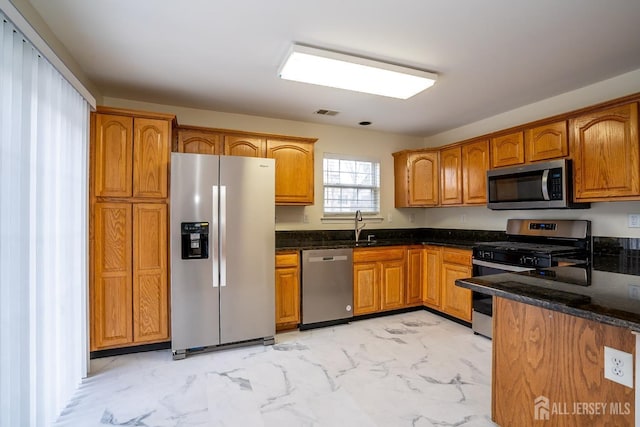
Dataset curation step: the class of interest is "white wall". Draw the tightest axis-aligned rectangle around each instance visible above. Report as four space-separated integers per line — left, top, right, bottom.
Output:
422 69 640 238
104 67 640 237
103 97 426 231
423 69 640 147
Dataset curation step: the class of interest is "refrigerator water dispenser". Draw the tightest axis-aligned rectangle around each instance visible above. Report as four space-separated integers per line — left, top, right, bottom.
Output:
181 222 209 259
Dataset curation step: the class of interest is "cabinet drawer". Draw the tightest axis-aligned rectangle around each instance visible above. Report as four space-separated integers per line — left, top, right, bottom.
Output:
353 247 406 263
442 249 472 266
276 252 299 267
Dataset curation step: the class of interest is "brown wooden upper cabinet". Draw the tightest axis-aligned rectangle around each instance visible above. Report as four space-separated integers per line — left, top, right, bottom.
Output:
571 102 640 201
524 120 568 162
393 150 439 207
462 139 490 204
440 146 462 205
266 139 315 205
94 112 170 198
177 127 221 155
490 131 525 168
223 134 266 157
174 126 316 205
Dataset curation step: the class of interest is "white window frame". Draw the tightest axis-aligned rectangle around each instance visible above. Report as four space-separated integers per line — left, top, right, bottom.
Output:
323 152 381 216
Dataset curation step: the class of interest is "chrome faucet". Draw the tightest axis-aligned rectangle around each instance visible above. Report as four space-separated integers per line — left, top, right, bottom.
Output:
354 210 365 242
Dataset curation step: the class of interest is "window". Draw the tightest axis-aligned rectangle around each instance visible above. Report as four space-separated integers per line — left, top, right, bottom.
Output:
323 153 380 215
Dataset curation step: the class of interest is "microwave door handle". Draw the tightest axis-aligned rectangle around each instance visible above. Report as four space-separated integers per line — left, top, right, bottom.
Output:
541 169 550 200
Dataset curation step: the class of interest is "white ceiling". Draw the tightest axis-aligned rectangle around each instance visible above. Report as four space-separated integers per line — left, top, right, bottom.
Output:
28 0 640 137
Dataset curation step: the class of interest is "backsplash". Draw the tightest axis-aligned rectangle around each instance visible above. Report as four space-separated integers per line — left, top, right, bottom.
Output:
592 237 640 276
593 237 640 255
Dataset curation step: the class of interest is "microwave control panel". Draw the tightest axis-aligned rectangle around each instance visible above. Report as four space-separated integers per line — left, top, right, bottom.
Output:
548 168 563 200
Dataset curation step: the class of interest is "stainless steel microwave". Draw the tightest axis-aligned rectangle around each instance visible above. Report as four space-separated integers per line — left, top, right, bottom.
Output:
486 159 590 210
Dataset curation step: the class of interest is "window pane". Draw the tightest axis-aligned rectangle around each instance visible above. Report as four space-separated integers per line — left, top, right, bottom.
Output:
323 154 380 215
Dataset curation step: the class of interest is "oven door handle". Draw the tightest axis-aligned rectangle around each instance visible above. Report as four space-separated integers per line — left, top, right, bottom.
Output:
472 259 535 272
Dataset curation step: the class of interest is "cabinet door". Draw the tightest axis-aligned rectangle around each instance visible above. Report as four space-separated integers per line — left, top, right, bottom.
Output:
94 114 133 197
133 118 170 198
491 131 524 168
406 248 423 305
223 135 266 157
408 151 439 206
423 246 442 309
571 103 640 200
353 262 379 315
132 203 168 343
380 259 405 311
440 146 463 205
524 120 568 162
441 262 472 322
178 129 220 155
266 139 315 205
462 139 490 204
275 252 300 328
92 202 133 350
275 266 300 327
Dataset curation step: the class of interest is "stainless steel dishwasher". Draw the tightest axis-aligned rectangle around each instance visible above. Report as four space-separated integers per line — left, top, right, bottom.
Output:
300 248 353 330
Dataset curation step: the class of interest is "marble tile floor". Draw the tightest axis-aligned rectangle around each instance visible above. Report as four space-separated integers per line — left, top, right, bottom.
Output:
56 311 496 426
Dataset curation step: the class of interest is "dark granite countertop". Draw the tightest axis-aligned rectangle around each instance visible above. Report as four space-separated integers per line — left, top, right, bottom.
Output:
276 238 477 252
275 227 500 252
456 266 640 331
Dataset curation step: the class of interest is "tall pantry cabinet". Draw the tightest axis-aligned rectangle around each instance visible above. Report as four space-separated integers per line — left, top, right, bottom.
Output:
90 107 175 352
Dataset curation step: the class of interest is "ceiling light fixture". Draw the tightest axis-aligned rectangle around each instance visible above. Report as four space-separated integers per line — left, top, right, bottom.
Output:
278 44 437 100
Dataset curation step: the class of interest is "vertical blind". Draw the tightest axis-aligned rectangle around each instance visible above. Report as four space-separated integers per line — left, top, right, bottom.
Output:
0 10 89 426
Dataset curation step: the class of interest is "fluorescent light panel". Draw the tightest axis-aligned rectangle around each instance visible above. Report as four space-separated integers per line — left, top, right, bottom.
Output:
279 45 437 100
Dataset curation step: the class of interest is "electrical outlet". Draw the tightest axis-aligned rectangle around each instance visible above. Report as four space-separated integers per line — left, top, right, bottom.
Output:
388 213 393 223
303 214 309 223
628 214 640 228
629 284 640 300
410 213 415 223
604 346 634 388
460 214 467 224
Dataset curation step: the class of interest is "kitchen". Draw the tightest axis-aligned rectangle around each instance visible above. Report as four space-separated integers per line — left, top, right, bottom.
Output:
2 1 640 426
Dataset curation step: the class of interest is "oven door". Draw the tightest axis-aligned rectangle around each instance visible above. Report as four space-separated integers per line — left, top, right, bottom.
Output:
471 259 534 339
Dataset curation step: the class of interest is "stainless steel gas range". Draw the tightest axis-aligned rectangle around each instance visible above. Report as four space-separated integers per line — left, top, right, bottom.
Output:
471 219 591 338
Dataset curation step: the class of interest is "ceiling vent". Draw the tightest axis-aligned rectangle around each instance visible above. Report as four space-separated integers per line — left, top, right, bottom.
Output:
315 109 339 116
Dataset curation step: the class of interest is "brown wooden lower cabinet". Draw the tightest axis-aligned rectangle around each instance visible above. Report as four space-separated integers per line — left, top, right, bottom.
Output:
275 251 300 330
91 202 169 351
353 247 406 315
422 246 472 322
406 246 424 306
493 297 635 426
423 246 442 309
441 261 472 322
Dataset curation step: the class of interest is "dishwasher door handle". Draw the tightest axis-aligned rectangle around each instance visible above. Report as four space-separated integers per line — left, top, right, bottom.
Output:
308 255 348 262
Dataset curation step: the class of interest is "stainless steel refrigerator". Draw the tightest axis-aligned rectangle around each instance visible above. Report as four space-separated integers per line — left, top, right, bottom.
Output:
170 152 275 360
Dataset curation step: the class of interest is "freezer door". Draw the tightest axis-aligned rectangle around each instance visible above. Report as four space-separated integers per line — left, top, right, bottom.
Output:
170 153 220 352
219 156 275 344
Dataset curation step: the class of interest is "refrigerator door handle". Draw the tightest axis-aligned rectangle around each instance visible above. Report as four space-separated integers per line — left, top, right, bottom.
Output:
212 186 219 288
220 185 227 287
